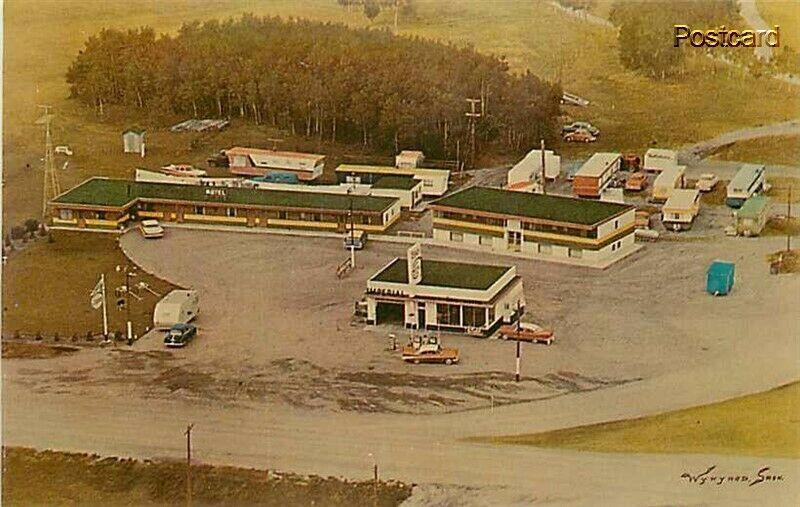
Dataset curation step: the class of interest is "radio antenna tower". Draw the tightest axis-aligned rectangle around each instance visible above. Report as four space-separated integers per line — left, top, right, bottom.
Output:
36 105 61 220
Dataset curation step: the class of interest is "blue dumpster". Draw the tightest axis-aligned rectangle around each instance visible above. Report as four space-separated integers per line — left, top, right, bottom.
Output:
706 261 735 296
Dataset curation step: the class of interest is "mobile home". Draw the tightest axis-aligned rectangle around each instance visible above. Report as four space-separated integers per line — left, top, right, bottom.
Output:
572 152 621 198
154 290 199 329
643 148 678 172
651 165 685 202
395 150 425 169
726 164 765 208
225 147 325 181
661 189 700 231
735 195 770 236
336 164 449 197
507 149 562 192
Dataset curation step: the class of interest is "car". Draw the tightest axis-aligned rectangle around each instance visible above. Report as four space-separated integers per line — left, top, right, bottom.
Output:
55 145 73 156
499 322 555 345
163 323 197 348
695 173 719 192
625 172 648 191
562 121 599 136
139 219 165 239
563 129 597 143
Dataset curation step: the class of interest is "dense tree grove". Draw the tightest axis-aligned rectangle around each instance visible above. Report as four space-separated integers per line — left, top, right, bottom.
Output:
66 15 561 158
609 1 738 79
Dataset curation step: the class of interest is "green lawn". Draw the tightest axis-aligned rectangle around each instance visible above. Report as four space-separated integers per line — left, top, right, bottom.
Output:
757 0 800 49
712 135 800 166
472 382 800 458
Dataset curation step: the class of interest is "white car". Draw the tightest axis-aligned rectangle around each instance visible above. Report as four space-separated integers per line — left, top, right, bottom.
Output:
55 145 73 156
695 173 719 192
139 219 165 239
160 164 207 177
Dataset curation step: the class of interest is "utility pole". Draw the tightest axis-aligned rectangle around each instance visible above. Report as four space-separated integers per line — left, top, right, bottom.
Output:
101 274 109 340
116 264 137 345
540 139 547 195
373 462 379 507
465 98 482 169
347 192 356 269
787 186 793 252
515 301 522 382
185 423 194 507
37 105 61 222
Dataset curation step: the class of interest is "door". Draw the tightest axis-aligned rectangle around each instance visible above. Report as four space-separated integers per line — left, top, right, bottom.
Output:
418 307 427 330
507 231 522 252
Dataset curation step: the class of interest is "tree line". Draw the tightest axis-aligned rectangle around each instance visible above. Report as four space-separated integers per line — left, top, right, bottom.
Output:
66 14 561 159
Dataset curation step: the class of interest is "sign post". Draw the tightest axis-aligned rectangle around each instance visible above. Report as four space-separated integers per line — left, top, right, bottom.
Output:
90 274 108 339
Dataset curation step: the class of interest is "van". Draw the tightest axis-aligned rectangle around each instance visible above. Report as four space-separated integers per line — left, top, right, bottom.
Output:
153 290 200 329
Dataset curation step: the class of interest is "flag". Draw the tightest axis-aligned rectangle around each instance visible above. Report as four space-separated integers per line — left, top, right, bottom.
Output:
90 276 104 310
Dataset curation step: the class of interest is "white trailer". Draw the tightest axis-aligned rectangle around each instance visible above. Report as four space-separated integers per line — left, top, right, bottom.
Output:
726 164 765 208
662 189 700 231
651 165 685 202
153 290 199 329
507 149 561 191
643 148 678 172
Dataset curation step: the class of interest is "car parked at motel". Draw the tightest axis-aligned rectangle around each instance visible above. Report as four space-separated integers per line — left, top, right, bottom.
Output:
139 219 165 239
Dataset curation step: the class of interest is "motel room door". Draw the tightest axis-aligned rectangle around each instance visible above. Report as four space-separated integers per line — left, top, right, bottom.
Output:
417 306 426 330
507 230 522 252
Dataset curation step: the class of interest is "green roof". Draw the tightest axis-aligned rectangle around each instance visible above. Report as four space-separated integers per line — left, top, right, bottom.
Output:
372 176 420 190
431 186 632 226
53 178 397 213
737 195 769 218
370 258 511 290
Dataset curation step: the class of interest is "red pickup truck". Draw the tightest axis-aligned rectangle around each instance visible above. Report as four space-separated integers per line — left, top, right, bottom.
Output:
498 323 555 345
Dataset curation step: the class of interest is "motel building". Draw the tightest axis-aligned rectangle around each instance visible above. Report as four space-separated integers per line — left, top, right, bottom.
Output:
429 186 637 266
365 246 525 336
49 177 401 233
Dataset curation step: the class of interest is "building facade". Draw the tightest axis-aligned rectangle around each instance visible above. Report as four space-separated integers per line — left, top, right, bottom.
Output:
430 186 636 265
50 178 401 233
365 254 525 336
335 164 449 197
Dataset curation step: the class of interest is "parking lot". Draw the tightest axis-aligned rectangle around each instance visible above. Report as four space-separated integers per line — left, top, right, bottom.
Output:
61 225 791 414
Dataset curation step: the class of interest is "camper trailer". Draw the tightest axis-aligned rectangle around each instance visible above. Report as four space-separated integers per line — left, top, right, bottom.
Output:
735 195 770 236
661 189 700 231
651 165 685 202
643 148 678 172
153 290 200 329
726 164 766 208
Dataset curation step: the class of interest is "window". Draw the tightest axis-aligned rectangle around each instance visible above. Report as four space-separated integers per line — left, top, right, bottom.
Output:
227 208 237 218
479 235 492 246
278 211 288 220
59 209 73 220
538 243 552 255
436 303 461 326
195 206 205 215
450 231 463 242
569 248 583 258
614 220 619 229
463 306 487 328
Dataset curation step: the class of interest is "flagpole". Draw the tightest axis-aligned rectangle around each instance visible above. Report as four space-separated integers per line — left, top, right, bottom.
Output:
101 273 109 339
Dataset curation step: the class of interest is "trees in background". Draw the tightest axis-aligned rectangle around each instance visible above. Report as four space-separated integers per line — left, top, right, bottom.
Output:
609 0 738 79
66 15 560 159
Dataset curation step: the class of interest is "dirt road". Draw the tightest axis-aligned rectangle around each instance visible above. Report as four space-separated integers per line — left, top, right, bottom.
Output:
4 229 799 504
680 119 800 161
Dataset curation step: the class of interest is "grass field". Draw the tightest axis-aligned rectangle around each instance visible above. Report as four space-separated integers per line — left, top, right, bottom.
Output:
1 447 411 506
757 0 800 49
1 232 178 337
712 135 800 166
472 382 800 458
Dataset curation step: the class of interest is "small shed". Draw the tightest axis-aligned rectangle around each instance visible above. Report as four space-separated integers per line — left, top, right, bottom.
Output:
123 128 146 156
735 196 770 236
706 261 735 296
395 150 425 169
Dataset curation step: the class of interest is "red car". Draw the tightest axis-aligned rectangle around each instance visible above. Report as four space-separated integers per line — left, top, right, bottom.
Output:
563 129 596 143
499 323 555 345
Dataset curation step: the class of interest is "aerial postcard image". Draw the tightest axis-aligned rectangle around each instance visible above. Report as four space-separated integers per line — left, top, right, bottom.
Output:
1 0 798 505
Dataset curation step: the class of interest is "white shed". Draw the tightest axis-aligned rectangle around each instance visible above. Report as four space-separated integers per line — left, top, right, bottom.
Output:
395 150 425 169
123 129 146 156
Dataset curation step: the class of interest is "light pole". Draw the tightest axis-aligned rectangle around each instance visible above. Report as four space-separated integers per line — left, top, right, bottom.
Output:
116 264 137 344
515 300 522 382
347 188 356 269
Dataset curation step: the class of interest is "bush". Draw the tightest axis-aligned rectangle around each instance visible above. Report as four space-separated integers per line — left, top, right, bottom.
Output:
24 218 40 234
10 226 26 241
